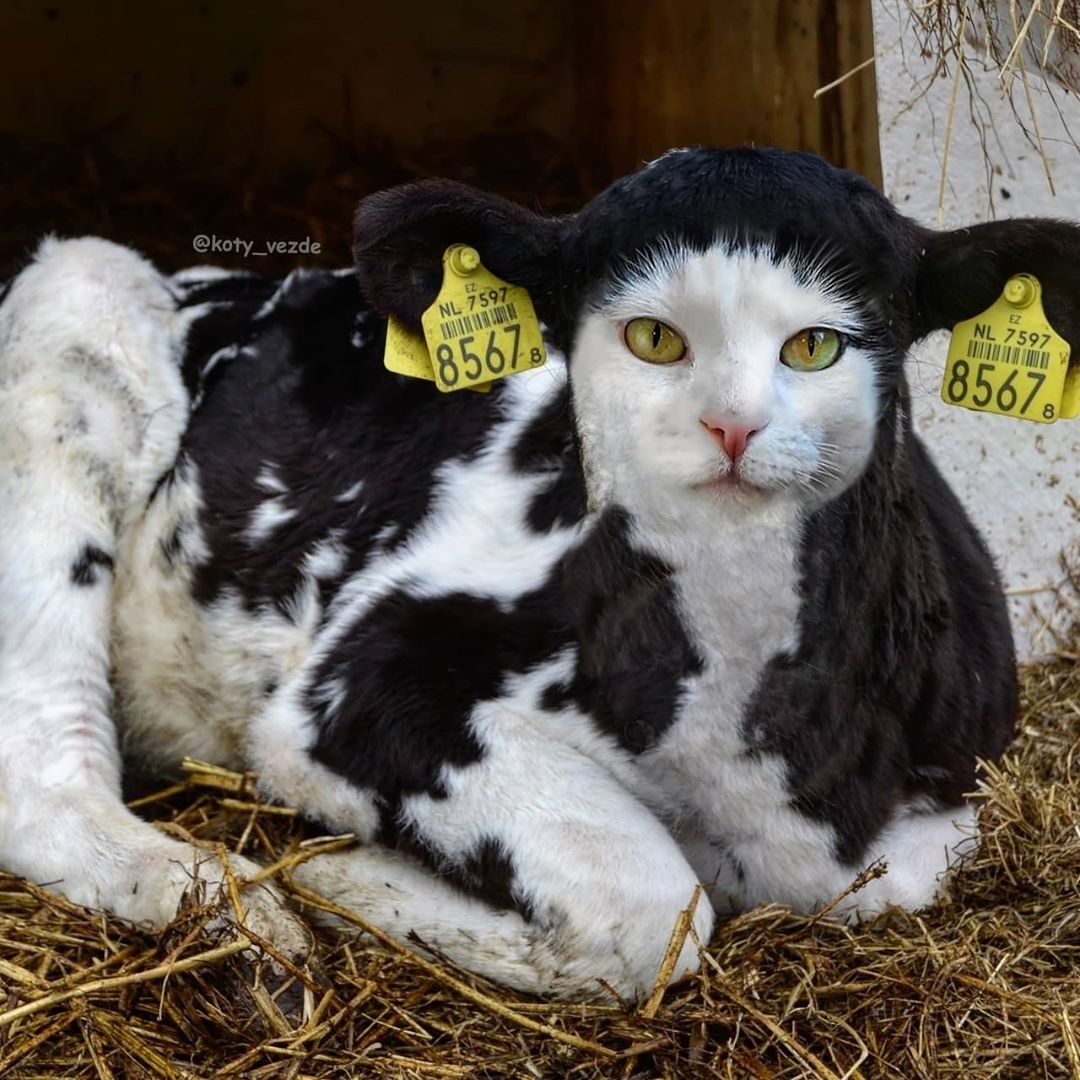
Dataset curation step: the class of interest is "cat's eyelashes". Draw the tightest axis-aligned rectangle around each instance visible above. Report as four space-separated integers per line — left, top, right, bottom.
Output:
623 318 688 364
779 328 844 372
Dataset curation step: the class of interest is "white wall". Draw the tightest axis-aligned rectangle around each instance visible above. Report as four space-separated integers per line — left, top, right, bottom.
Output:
874 0 1080 657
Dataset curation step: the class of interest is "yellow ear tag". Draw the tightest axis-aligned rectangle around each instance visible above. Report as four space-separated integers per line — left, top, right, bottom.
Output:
941 274 1071 424
383 314 491 392
420 244 547 393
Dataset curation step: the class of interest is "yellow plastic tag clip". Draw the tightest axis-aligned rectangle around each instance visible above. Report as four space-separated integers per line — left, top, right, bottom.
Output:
382 245 547 393
941 273 1072 424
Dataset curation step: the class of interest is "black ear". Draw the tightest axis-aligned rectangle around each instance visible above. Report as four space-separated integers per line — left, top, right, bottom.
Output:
353 179 566 331
913 219 1080 352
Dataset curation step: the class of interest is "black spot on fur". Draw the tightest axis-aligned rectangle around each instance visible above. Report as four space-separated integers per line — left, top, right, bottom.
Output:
71 544 114 586
146 455 187 508
457 838 531 918
310 587 569 801
160 525 184 569
704 838 746 887
382 828 534 921
174 273 280 397
744 408 1016 863
311 508 702 815
511 388 585 532
542 509 705 753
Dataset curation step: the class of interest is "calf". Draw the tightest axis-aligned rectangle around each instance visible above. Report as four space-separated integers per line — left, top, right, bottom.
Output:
2 148 1069 1000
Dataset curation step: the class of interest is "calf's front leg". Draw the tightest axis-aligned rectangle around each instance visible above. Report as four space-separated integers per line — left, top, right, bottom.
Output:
0 238 308 963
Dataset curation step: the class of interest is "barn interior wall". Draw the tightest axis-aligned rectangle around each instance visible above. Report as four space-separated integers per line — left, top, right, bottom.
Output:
0 0 880 197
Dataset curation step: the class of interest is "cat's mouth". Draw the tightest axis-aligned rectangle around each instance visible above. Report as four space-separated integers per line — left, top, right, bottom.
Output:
690 471 769 497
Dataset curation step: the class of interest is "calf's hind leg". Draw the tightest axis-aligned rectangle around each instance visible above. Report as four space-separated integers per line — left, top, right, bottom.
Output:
0 239 307 959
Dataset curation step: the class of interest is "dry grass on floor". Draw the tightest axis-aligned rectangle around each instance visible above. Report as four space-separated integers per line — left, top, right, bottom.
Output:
0 646 1077 1080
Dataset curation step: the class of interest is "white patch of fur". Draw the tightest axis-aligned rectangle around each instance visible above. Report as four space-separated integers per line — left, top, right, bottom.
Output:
189 343 244 410
304 533 347 580
170 265 249 287
627 497 850 912
308 675 349 722
112 458 238 766
199 343 240 383
245 497 297 546
254 463 288 495
334 480 365 503
369 522 398 549
642 147 695 171
392 670 712 997
291 842 598 997
253 269 302 321
825 802 981 918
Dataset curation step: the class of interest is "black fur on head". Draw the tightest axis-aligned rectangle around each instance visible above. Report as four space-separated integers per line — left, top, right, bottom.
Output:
354 146 1080 364
570 148 917 305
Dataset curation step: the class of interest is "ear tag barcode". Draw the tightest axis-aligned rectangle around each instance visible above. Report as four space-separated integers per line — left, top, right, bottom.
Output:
941 274 1071 424
420 244 547 393
383 314 491 392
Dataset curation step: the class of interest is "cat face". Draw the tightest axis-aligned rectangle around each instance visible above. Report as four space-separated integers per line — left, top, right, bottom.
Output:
569 241 881 513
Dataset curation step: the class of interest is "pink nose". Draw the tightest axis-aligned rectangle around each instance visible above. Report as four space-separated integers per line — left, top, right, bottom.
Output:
699 416 766 462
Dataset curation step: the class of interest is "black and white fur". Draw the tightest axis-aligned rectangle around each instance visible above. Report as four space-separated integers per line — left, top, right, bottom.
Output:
3 148 1070 999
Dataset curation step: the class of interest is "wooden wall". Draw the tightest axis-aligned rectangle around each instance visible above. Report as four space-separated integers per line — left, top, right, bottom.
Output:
0 0 880 196
577 0 881 187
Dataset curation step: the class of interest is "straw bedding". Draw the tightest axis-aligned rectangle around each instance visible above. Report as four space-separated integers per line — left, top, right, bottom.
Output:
0 634 1075 1079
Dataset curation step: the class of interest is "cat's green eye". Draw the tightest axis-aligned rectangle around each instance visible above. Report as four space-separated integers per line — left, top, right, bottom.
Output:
780 328 843 372
624 318 687 364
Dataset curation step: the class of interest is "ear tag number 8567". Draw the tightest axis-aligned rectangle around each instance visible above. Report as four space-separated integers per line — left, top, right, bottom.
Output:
941 273 1073 424
420 245 547 393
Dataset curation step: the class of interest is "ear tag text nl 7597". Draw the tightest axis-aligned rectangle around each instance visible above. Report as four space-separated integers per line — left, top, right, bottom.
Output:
941 274 1072 424
383 245 547 393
